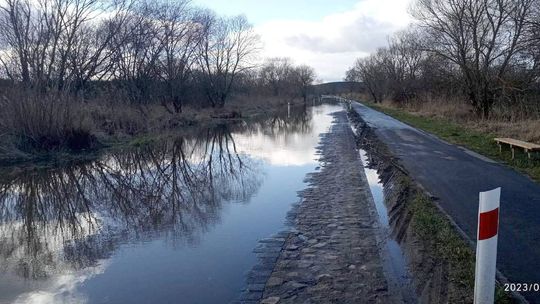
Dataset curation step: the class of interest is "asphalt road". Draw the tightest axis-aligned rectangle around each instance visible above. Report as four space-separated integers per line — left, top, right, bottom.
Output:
352 102 540 302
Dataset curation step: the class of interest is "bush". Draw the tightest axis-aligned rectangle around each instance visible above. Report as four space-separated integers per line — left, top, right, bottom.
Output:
0 92 97 153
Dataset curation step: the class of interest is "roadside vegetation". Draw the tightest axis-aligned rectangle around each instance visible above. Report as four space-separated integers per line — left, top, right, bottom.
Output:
361 100 540 182
346 0 540 121
0 0 317 163
349 107 512 303
410 192 511 303
345 0 540 180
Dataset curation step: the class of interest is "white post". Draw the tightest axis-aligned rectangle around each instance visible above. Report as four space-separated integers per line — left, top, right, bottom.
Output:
474 187 501 304
287 101 290 118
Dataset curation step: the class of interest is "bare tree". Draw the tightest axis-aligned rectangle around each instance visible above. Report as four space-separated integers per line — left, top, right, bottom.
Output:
259 57 294 96
381 30 424 101
528 0 540 84
112 2 165 103
0 0 33 84
347 51 389 103
197 13 259 108
154 1 201 113
412 0 535 117
69 0 135 93
294 65 316 102
0 0 133 92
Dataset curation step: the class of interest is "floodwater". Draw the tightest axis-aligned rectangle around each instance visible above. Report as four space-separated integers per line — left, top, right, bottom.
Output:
0 103 341 304
359 149 416 303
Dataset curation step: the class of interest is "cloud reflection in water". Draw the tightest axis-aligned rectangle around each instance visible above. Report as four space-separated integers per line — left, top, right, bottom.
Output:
0 103 341 303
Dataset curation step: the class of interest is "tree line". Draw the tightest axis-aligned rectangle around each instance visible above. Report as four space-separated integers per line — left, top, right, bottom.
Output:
0 0 316 113
346 0 540 118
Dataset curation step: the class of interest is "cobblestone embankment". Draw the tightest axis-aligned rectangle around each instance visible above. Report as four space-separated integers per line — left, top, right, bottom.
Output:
243 110 401 304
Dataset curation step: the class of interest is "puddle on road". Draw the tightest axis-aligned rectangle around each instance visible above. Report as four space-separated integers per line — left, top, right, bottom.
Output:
359 149 417 303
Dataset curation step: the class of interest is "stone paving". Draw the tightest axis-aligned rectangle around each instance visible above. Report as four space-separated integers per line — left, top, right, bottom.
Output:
239 110 399 303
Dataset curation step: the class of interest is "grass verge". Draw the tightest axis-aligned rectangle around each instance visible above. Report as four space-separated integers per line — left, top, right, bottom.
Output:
348 105 513 303
410 192 511 303
365 102 540 182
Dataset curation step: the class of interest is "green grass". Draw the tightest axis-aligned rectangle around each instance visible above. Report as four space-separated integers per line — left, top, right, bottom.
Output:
410 193 475 291
366 103 540 182
410 193 511 303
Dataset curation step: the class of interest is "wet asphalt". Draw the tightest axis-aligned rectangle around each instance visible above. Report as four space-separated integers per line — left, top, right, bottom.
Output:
352 101 540 303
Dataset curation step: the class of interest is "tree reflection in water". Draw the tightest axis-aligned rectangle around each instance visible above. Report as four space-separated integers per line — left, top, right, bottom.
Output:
0 102 322 303
249 104 313 138
0 124 262 282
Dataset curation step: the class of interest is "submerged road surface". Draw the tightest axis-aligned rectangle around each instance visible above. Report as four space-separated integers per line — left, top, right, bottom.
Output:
352 102 540 302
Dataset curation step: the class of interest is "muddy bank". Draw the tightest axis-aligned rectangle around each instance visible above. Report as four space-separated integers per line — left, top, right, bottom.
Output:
348 105 476 303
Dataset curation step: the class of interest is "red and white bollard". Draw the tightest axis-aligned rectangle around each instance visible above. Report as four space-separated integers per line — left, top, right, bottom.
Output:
474 187 501 304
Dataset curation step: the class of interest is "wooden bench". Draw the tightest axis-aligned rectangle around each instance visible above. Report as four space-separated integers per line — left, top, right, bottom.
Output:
494 138 540 159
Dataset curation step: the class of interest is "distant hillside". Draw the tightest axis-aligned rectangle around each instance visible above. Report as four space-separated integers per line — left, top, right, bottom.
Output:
310 81 364 95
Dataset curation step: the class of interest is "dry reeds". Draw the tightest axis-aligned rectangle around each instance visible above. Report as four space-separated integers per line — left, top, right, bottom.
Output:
0 92 96 153
380 95 540 143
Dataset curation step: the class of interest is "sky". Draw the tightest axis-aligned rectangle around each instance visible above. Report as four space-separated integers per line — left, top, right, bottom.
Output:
193 0 413 82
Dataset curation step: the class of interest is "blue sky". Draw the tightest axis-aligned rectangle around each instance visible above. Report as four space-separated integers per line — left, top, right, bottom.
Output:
193 0 412 82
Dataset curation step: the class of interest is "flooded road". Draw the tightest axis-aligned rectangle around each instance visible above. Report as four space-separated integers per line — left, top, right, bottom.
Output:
0 103 341 304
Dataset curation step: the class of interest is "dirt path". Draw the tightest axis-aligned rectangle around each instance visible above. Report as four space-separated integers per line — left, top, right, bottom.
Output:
252 110 402 304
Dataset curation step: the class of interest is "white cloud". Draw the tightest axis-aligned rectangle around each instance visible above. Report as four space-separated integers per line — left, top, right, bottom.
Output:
255 0 412 82
13 260 109 304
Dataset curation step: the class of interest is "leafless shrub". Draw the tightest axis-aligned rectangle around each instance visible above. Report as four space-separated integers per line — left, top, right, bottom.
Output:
0 91 95 152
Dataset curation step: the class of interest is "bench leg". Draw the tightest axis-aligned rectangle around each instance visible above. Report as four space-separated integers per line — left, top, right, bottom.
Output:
511 145 515 159
498 143 502 153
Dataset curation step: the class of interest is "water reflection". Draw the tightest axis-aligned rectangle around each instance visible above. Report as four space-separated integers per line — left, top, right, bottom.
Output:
0 125 260 300
359 149 416 303
0 103 340 304
234 105 334 166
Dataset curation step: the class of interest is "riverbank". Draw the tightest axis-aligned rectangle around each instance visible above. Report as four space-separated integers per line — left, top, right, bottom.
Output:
0 97 310 167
